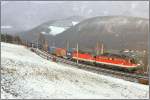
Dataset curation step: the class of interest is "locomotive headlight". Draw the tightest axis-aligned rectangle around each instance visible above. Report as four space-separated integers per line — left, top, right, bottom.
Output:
67 53 71 55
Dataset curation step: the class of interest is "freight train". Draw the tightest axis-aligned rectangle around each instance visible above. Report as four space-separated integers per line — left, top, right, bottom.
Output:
48 47 141 72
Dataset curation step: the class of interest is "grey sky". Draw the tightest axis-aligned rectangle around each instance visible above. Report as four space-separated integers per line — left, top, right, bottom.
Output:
1 1 149 33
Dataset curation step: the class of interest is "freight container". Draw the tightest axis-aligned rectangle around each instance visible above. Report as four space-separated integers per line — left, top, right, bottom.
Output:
55 48 66 57
48 47 56 55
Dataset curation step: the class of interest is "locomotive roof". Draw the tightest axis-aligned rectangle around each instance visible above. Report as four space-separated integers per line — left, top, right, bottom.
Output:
101 53 133 59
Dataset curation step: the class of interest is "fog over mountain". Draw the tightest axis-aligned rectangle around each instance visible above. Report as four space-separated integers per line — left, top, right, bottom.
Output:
1 1 149 34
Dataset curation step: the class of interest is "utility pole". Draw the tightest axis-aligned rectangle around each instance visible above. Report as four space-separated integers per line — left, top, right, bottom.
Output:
31 41 33 48
26 40 28 47
44 39 48 52
32 43 33 48
101 43 104 54
148 64 149 74
96 41 99 55
146 51 149 74
67 40 69 50
37 40 38 50
12 36 14 44
77 43 79 64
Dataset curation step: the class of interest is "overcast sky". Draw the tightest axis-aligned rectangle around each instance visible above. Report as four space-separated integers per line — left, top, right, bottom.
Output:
1 1 149 32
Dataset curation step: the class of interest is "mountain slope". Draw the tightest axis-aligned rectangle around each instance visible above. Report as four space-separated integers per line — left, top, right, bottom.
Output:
19 16 84 43
54 16 149 50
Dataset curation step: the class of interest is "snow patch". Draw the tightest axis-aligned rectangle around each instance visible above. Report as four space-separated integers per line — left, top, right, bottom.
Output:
72 21 79 26
41 31 46 35
1 42 149 99
48 26 69 35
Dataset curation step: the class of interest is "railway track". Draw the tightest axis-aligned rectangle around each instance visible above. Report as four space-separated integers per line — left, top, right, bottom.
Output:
30 47 149 85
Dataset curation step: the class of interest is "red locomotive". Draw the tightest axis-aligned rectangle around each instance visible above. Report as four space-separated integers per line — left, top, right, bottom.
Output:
48 47 141 72
72 51 140 72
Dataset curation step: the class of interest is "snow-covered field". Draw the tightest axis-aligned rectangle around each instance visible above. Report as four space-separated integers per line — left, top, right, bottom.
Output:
1 42 149 99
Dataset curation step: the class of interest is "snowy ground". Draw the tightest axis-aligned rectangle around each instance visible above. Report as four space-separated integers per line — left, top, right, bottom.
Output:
1 42 149 99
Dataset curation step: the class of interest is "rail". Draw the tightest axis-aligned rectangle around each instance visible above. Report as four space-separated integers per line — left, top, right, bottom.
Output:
29 47 149 85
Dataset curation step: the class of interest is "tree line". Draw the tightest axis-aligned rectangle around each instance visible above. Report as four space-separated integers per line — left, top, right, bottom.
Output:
1 33 22 44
